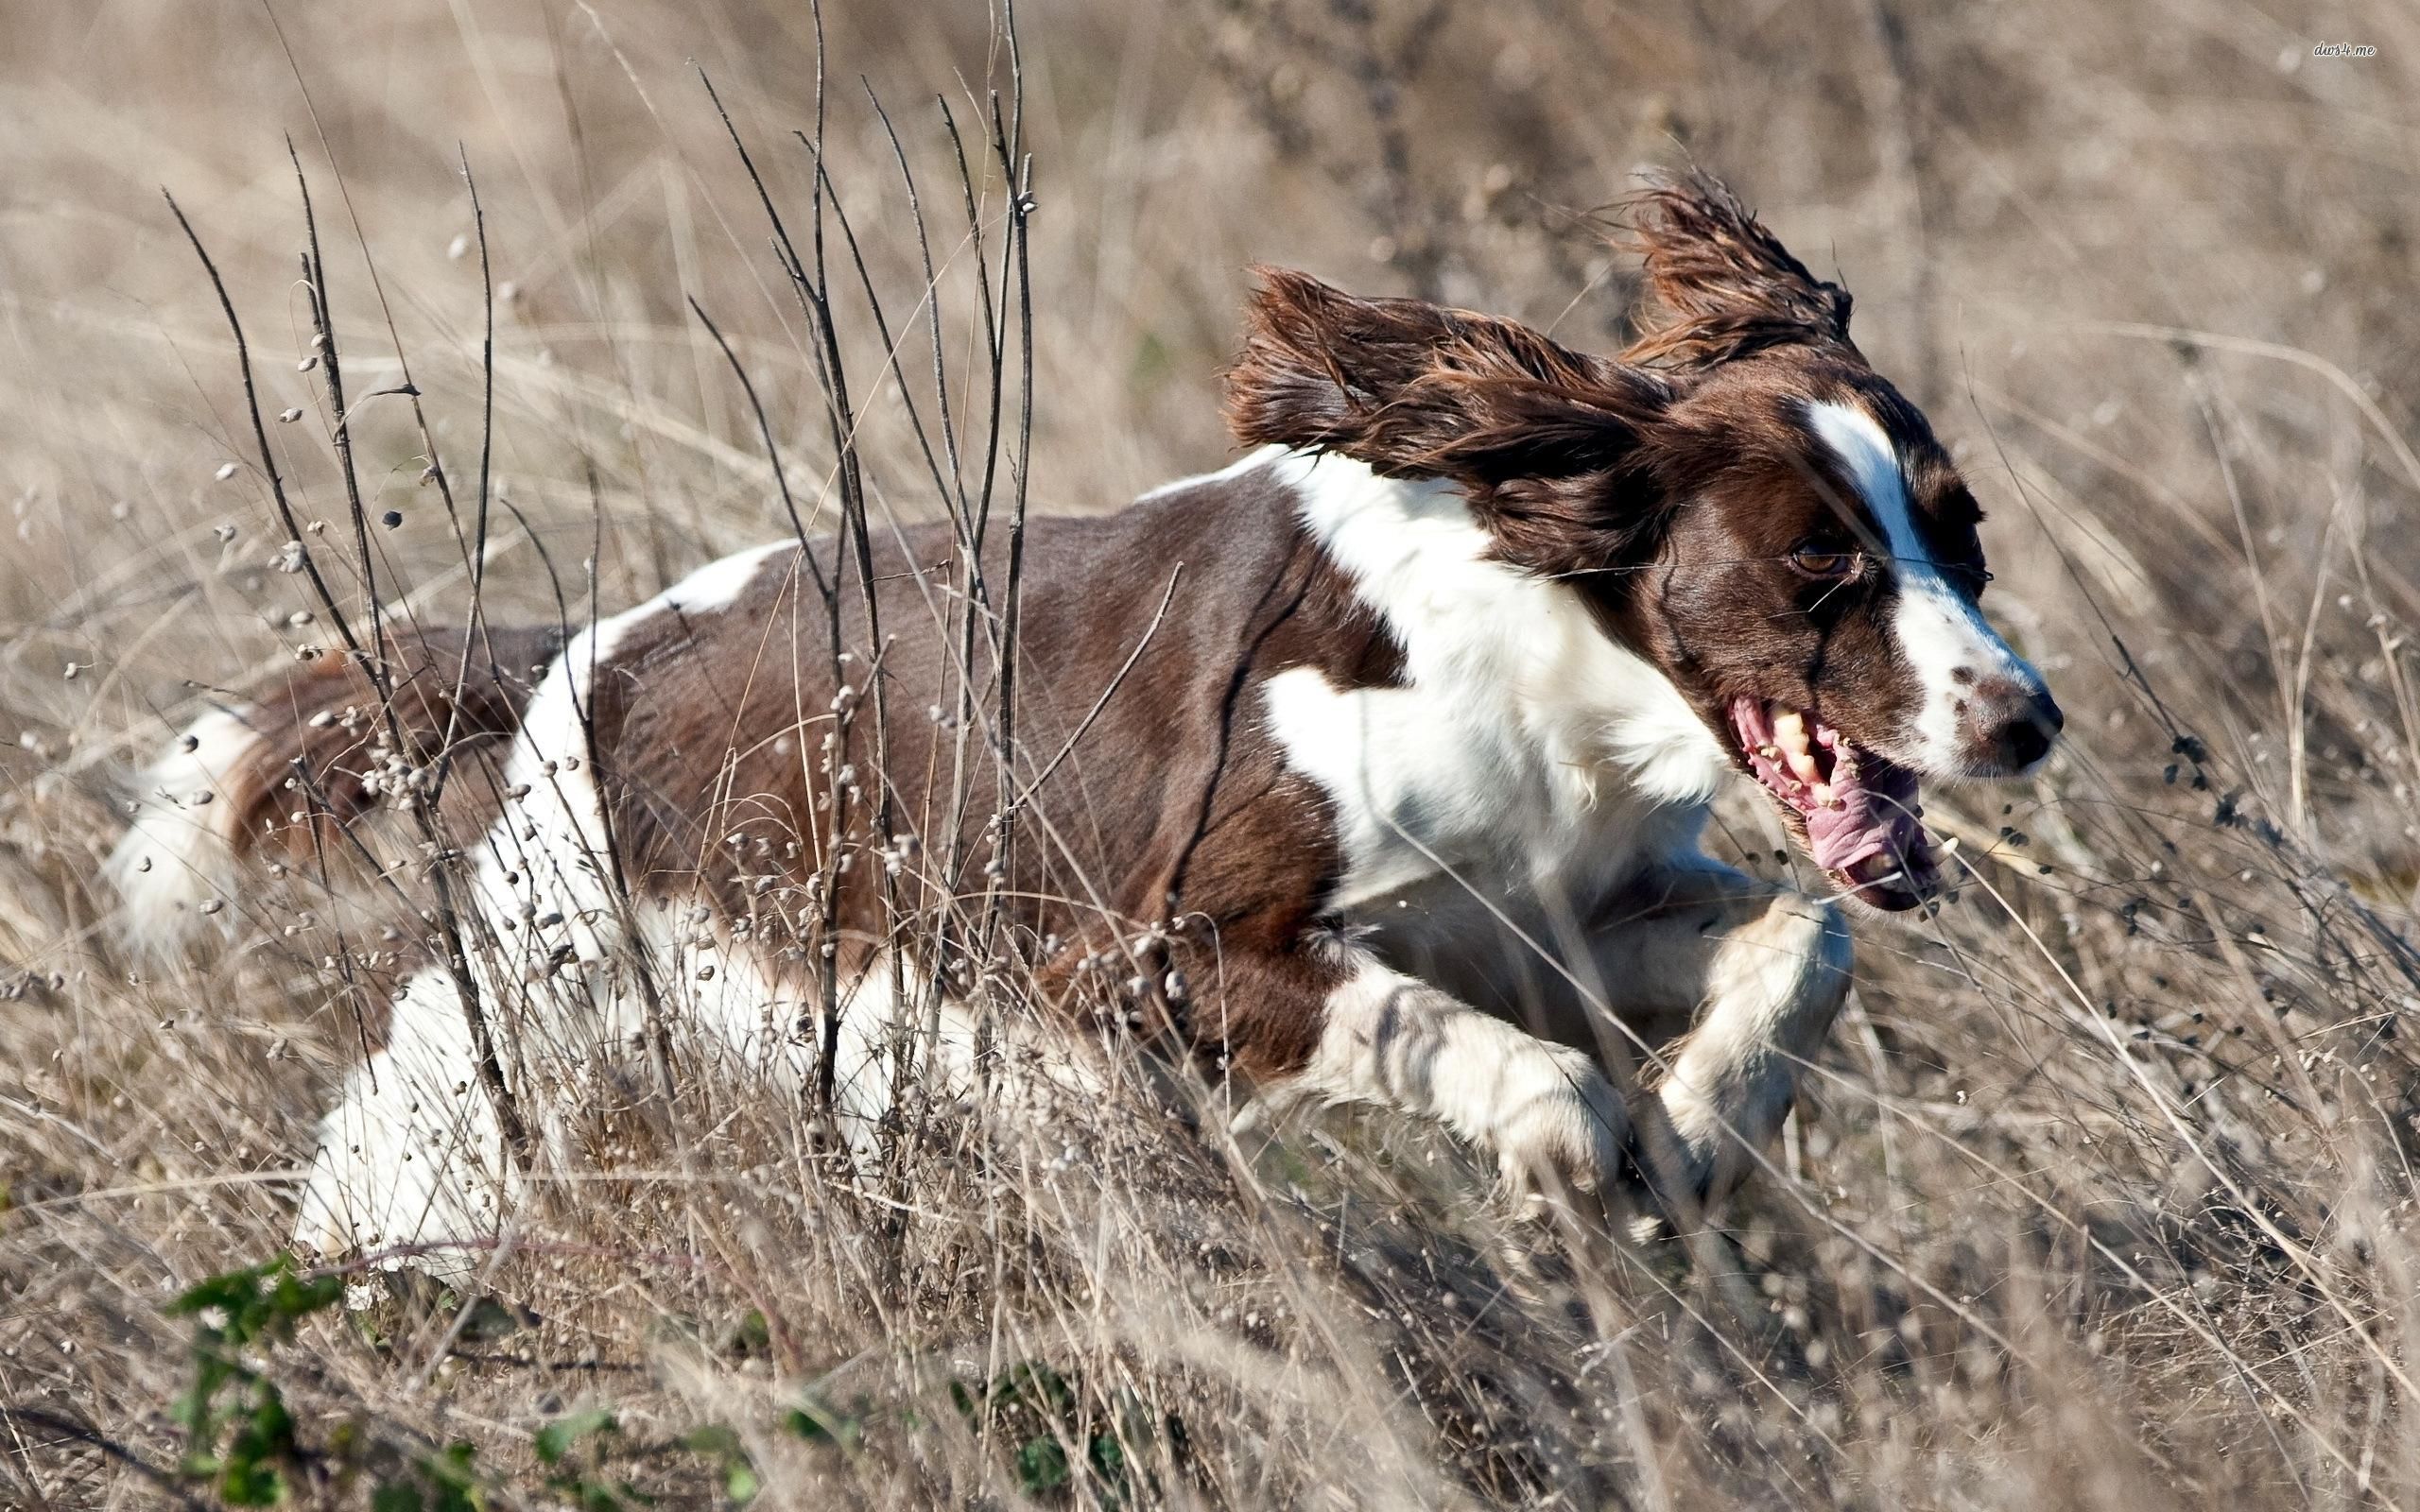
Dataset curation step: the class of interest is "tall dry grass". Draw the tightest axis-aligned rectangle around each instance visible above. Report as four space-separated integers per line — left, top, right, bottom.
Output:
7 1 2420 1506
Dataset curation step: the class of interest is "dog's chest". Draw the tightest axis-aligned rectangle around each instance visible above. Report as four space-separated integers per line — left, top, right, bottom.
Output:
1258 663 1713 915
1247 447 1733 917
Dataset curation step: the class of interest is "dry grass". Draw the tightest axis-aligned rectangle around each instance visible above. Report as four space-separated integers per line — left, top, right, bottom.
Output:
8 1 2420 1506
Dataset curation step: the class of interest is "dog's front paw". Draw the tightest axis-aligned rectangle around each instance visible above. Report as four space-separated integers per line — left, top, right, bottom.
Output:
1490 1043 1631 1201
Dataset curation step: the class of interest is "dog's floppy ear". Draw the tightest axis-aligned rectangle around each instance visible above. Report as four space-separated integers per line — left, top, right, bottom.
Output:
1623 170 1856 369
1223 267 1679 576
1223 266 1675 489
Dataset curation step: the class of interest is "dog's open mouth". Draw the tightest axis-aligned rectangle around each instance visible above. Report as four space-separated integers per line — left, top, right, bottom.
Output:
1729 696 1940 911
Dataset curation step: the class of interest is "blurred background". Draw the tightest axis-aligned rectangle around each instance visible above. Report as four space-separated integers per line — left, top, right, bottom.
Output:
8 2 2420 1506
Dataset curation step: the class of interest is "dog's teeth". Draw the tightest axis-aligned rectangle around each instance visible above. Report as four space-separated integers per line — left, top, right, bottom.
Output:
1755 744 1781 760
1771 711 1825 785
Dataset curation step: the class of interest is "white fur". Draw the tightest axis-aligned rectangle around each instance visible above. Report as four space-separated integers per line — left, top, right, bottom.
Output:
282 536 1121 1263
1293 952 1628 1190
1133 442 1293 502
105 703 265 959
1257 449 1727 912
805 953 1099 1142
293 965 516 1271
290 541 806 1263
1805 400 2047 773
474 618 632 973
293 904 805 1269
109 541 795 975
289 919 1085 1266
655 539 797 617
155 456 1849 1241
1247 450 1869 1199
289 902 802 1267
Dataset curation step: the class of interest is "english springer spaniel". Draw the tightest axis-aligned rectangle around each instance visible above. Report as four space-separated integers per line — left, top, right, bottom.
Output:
111 172 2060 1254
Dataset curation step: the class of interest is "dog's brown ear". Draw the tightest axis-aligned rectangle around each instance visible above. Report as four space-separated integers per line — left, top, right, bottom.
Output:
1623 170 1855 369
1223 266 1673 487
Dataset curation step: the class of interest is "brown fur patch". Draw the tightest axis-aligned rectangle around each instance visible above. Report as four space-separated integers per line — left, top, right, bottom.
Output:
224 622 564 862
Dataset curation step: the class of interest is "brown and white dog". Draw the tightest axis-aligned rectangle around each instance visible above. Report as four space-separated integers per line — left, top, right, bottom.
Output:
109 173 2058 1255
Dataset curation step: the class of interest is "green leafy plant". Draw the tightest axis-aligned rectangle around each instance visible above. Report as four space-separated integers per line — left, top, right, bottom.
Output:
781 1393 865 1452
532 1407 651 1508
160 1258 773 1508
682 1425 762 1504
530 1403 776 1507
950 1362 1141 1503
165 1256 345 1504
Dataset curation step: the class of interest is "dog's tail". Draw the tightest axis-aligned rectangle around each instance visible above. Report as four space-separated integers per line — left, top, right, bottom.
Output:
107 621 564 960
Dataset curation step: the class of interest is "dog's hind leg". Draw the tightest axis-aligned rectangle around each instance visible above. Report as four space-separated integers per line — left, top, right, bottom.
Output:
294 964 516 1276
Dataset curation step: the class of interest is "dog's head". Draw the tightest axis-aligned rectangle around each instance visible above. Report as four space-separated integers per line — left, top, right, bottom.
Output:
1224 171 2060 911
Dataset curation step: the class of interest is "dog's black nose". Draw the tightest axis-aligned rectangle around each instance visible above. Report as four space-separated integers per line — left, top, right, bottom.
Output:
1986 689 2063 771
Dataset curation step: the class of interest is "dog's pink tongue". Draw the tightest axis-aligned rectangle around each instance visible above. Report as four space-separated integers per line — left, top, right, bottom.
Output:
1804 727 1921 873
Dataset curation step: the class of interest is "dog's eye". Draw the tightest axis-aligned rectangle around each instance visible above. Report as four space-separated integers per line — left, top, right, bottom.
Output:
1789 545 1860 580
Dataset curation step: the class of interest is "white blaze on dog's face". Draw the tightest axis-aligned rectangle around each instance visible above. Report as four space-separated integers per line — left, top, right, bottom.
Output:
1802 399 2056 780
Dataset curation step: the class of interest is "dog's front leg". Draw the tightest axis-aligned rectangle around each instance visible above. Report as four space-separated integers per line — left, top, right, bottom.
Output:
1582 863 1854 1203
1232 941 1631 1202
